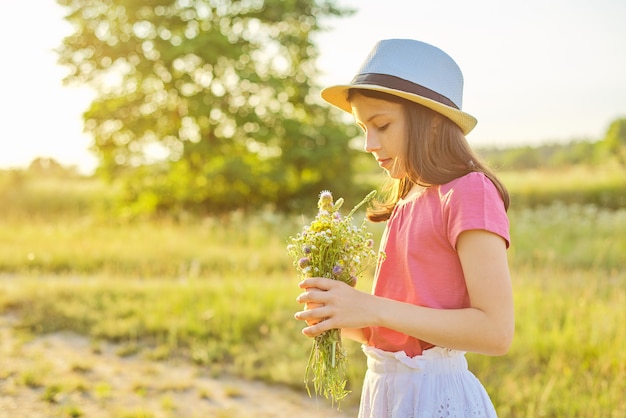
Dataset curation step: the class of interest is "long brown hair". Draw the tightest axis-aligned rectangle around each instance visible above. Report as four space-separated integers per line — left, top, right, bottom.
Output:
347 89 510 222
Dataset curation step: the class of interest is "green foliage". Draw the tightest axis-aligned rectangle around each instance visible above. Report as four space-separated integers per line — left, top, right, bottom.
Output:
509 203 626 272
597 117 626 165
57 0 358 214
0 210 296 277
0 168 114 220
478 140 598 170
499 165 626 210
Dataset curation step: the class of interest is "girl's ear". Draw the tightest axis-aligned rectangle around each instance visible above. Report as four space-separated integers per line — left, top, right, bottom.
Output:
431 114 442 129
431 114 443 137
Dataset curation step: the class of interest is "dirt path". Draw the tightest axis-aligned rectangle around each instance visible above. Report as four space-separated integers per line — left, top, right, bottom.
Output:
0 315 357 418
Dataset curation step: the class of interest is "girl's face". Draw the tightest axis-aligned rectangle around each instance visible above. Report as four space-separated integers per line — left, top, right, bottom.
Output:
350 93 408 179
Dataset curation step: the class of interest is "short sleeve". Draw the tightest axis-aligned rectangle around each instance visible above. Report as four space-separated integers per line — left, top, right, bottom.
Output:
441 172 510 249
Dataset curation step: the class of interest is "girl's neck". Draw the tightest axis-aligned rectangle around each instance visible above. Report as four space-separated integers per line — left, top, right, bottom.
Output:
399 184 426 204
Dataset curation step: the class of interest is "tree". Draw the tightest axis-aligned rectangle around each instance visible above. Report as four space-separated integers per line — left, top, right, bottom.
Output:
598 117 626 165
28 157 79 178
57 0 358 215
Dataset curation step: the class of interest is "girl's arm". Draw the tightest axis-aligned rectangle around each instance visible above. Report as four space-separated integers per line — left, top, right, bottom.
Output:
294 229 514 356
341 327 368 344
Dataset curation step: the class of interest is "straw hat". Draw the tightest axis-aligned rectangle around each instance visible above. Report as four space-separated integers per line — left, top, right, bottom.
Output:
321 39 477 134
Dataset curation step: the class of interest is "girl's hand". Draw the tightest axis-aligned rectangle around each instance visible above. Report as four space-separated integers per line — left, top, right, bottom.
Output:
294 277 373 337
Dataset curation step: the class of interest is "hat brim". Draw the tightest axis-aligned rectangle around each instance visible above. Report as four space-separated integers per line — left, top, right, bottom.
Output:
321 84 477 135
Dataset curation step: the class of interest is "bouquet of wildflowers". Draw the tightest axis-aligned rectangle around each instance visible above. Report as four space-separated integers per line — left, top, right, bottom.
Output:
287 190 379 406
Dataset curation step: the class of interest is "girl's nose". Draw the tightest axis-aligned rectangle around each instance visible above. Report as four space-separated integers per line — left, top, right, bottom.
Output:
364 132 380 153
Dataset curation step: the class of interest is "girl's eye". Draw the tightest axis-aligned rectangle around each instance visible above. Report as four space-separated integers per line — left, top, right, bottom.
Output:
378 123 389 131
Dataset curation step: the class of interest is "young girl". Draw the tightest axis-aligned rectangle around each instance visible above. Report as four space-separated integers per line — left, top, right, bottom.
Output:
294 39 514 417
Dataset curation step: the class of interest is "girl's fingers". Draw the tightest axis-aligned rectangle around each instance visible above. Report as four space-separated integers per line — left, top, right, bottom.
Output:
303 302 324 325
298 277 336 290
301 319 333 337
294 309 323 336
294 307 326 325
295 286 328 304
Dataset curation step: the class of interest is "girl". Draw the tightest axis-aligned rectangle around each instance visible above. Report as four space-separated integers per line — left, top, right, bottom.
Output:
294 39 514 417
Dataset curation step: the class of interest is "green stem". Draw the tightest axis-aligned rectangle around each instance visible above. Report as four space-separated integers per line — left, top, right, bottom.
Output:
347 190 377 218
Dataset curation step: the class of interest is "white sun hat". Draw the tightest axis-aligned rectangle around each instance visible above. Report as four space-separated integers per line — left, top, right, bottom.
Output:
321 39 477 134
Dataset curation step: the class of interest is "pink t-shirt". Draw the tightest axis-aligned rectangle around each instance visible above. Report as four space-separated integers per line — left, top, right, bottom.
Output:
365 172 510 357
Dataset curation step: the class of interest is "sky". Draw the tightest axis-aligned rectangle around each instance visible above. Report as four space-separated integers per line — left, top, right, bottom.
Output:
1 0 625 174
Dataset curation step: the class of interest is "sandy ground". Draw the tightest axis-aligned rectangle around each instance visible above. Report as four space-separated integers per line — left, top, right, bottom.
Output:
0 314 357 418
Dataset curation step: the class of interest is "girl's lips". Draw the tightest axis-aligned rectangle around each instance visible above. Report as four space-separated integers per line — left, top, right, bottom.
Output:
377 158 392 168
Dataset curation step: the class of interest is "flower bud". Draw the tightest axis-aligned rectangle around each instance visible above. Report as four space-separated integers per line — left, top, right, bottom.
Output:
318 190 334 212
298 257 311 269
332 265 344 276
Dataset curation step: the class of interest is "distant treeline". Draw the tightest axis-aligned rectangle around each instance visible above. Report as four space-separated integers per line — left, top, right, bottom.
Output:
478 117 626 170
478 139 598 170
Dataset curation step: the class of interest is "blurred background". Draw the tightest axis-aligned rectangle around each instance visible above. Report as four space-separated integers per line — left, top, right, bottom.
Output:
0 1 624 417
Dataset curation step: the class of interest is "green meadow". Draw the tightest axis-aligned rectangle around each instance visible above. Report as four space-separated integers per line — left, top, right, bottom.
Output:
1 166 625 417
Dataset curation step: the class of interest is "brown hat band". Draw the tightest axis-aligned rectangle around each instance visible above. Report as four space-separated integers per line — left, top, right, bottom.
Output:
351 73 459 110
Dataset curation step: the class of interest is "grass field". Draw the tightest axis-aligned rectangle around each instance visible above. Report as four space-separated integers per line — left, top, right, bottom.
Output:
1 167 625 416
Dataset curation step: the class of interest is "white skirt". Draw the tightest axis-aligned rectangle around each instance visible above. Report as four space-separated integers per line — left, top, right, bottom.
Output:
358 345 498 418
